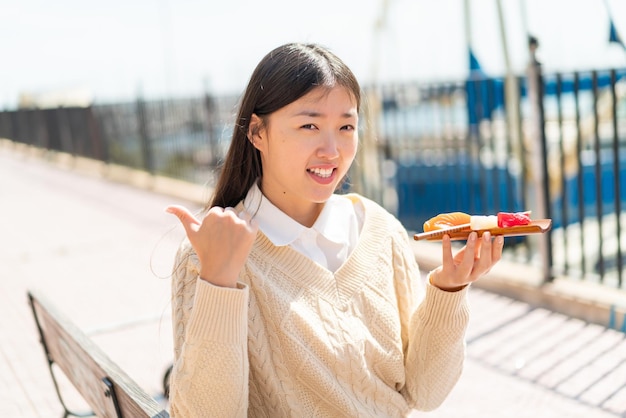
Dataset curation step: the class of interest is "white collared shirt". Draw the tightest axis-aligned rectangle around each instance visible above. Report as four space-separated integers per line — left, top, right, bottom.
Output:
241 182 363 272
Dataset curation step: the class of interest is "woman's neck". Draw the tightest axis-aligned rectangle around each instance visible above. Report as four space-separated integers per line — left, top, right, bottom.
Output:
259 185 325 228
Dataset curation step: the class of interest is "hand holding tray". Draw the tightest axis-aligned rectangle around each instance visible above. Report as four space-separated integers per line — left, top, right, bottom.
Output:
413 219 552 241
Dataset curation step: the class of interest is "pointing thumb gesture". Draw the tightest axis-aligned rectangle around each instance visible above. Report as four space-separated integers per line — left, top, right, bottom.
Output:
166 204 202 235
166 204 258 288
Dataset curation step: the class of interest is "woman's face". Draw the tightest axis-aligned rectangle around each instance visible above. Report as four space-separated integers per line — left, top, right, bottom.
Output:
251 86 358 227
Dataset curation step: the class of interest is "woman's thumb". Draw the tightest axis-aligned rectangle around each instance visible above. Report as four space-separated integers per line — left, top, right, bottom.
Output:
165 205 200 233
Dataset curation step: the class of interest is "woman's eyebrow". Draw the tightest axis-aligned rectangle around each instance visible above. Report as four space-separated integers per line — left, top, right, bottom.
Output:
293 110 357 118
294 110 322 117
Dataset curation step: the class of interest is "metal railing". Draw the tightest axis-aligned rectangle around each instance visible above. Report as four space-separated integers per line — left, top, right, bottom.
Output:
0 94 240 183
1 65 625 289
369 66 626 289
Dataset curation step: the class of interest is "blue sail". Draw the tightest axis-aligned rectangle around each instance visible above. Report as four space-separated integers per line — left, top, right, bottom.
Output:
466 48 505 127
609 19 626 51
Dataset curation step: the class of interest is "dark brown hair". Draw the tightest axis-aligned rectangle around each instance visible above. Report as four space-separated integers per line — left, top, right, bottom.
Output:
207 43 362 210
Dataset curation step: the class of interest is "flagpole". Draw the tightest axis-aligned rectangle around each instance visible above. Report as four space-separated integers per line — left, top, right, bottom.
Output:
495 0 521 166
495 0 511 74
464 0 473 75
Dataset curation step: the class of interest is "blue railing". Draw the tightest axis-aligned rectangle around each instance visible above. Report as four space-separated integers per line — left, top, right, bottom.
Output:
1 67 625 288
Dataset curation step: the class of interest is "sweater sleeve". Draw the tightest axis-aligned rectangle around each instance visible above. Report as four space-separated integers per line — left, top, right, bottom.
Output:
392 226 469 412
169 241 249 417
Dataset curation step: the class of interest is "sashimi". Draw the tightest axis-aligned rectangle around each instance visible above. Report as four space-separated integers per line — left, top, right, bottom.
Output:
423 212 471 232
497 211 531 228
423 211 532 232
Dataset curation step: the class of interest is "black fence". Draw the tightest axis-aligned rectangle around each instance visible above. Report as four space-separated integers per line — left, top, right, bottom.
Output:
1 64 625 289
0 94 240 184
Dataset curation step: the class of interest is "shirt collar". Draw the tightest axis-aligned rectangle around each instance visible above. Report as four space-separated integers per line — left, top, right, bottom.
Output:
312 194 356 245
242 182 304 246
241 182 354 247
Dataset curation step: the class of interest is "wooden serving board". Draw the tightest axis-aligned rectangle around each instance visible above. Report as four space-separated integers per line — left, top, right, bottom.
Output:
413 219 553 241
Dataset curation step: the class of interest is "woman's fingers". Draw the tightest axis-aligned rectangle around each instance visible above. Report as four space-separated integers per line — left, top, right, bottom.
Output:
436 232 506 290
492 235 504 263
165 204 258 288
473 232 493 277
466 232 505 281
441 234 453 267
446 232 477 280
459 232 479 273
165 205 201 234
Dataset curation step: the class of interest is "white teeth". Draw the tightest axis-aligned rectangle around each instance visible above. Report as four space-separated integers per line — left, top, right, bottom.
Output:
309 168 333 178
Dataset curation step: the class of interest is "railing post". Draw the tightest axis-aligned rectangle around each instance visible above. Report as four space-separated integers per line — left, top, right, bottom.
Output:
87 106 106 163
355 87 383 204
610 69 623 287
203 92 220 166
36 108 50 150
57 107 75 155
0 110 12 140
136 95 154 173
526 36 554 283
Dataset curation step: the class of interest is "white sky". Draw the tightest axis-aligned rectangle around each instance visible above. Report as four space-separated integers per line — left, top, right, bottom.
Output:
2 0 626 107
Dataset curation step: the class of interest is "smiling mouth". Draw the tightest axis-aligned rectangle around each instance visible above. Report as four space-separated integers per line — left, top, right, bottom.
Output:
308 167 334 178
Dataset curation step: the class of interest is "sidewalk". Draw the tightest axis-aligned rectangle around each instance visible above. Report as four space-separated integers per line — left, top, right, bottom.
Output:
1 143 625 417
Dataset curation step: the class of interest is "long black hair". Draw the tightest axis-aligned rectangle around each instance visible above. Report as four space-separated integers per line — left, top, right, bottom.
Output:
208 43 362 210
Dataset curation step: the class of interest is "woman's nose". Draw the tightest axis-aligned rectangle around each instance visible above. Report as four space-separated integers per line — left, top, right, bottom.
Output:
317 132 340 158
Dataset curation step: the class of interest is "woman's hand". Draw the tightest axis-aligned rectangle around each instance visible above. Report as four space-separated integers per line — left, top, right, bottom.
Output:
166 205 258 288
429 232 504 292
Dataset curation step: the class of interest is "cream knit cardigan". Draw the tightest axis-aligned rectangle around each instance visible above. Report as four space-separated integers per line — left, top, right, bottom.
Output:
170 194 469 417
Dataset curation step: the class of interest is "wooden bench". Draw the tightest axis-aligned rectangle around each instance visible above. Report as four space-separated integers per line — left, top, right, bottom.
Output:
28 290 170 418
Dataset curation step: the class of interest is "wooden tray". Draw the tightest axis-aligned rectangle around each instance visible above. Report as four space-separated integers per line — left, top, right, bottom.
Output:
413 219 553 241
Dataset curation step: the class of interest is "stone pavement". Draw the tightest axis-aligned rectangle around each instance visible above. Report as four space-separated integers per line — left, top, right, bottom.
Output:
1 143 625 417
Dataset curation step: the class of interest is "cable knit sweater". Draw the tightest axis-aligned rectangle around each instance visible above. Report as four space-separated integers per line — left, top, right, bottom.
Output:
169 194 469 417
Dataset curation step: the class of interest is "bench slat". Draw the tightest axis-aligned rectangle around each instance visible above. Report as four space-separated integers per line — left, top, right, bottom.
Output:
29 290 170 418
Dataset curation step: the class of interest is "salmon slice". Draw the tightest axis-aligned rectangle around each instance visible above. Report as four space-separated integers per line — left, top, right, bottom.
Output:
423 212 471 232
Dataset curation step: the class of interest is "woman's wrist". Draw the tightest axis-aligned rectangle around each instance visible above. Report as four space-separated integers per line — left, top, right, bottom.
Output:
199 267 238 288
428 270 467 292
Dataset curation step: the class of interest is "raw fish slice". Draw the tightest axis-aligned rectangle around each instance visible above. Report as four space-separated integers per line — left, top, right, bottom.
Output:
423 212 471 232
414 219 552 241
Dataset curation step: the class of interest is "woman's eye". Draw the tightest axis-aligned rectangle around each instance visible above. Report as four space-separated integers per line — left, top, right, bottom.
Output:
341 125 355 131
301 124 316 130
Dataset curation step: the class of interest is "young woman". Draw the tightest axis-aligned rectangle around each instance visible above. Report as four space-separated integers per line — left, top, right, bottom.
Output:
166 42 504 417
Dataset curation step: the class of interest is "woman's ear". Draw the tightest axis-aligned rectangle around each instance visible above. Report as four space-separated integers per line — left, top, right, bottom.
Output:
248 114 264 151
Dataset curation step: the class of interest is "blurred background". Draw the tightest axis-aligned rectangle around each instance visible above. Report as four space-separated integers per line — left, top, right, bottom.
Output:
2 0 626 416
1 0 626 105
3 0 626 287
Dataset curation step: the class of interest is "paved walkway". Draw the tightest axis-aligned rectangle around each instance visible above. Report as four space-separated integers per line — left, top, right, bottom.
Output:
1 144 625 417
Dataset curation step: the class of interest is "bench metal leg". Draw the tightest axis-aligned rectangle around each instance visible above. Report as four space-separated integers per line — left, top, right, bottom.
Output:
28 293 96 418
163 364 173 399
46 365 95 417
